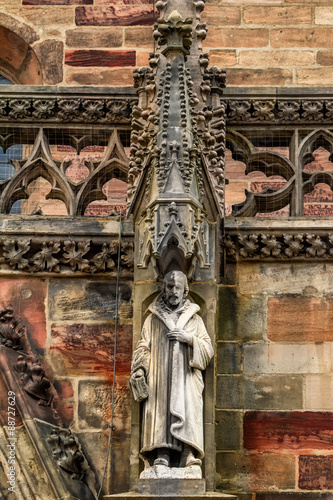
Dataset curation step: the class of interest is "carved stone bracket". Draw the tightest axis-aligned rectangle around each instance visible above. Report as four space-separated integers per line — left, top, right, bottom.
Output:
224 220 333 261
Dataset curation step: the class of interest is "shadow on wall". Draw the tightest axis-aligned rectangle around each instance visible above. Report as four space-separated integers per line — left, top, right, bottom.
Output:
0 25 42 84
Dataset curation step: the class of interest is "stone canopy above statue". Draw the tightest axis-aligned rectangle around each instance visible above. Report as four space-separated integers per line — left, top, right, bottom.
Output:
126 5 225 279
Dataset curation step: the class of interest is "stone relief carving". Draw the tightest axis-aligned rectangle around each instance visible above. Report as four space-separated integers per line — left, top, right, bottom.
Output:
0 237 134 274
47 429 87 481
15 354 55 406
130 271 213 477
224 231 333 260
0 306 27 350
225 98 333 124
0 96 135 123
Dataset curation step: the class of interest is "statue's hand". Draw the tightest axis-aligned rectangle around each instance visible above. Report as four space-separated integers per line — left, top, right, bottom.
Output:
167 328 193 346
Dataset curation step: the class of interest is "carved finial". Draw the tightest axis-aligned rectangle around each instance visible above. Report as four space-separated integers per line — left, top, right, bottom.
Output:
155 11 193 56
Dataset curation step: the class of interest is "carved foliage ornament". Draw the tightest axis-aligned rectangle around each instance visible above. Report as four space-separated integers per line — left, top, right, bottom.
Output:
225 99 333 123
0 238 134 274
15 354 55 406
47 429 87 481
0 306 27 350
0 97 135 123
224 232 333 260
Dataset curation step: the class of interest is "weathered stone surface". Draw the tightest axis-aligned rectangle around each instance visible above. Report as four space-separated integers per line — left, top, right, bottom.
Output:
239 49 315 67
48 279 132 323
226 68 292 86
305 375 333 410
78 377 130 431
244 375 303 410
315 6 333 25
216 375 244 409
34 40 63 85
75 6 154 26
217 342 242 374
24 0 91 4
79 429 130 495
218 287 265 341
65 49 136 67
124 27 154 48
0 13 39 44
216 452 296 491
14 425 56 498
50 323 132 374
201 6 241 25
238 263 333 296
243 6 312 25
66 27 123 47
257 494 333 500
297 68 333 86
66 67 133 85
0 279 47 352
244 343 331 374
268 297 333 342
209 49 237 66
244 411 333 451
7 7 74 30
205 28 269 48
215 410 241 451
271 28 333 48
299 455 333 490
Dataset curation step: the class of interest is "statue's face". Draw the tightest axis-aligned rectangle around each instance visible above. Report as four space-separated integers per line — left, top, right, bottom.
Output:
164 276 185 308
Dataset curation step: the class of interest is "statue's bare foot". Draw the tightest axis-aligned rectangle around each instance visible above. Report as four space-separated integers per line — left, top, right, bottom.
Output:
180 446 202 467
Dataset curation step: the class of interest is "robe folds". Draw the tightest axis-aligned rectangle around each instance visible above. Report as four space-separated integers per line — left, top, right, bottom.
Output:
131 297 214 460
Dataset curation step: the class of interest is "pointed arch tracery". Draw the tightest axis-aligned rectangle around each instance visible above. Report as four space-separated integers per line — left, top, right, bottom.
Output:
0 128 129 216
226 129 296 217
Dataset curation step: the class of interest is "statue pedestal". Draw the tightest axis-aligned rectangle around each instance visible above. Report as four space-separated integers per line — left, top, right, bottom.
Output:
104 467 238 499
104 492 238 500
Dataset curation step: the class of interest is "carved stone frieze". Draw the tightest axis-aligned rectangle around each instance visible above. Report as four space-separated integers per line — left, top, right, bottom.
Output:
0 236 134 274
224 226 333 260
224 98 333 124
0 96 136 124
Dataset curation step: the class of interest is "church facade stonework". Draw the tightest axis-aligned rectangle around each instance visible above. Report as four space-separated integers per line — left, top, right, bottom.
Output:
1 0 333 499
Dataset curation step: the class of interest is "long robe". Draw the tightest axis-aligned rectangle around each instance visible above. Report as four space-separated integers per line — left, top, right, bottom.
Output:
130 297 214 460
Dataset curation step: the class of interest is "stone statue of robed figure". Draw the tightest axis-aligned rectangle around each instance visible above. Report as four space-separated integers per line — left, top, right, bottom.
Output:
130 271 214 471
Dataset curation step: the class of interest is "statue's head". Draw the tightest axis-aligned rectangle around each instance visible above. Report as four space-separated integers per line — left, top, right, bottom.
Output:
162 270 189 309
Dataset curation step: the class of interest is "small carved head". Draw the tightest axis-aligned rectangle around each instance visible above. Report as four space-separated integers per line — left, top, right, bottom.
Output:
162 270 189 308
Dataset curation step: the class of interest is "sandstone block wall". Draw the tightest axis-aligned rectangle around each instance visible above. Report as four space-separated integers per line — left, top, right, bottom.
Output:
2 0 333 86
217 261 333 495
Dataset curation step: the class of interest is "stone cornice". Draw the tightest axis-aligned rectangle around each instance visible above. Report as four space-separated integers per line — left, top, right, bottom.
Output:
221 87 333 126
224 219 333 261
0 216 134 275
2 86 333 126
0 85 138 125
